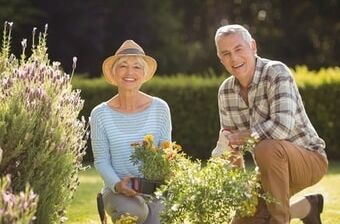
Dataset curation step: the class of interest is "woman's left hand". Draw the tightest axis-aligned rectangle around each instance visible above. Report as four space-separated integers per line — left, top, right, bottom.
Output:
115 176 138 197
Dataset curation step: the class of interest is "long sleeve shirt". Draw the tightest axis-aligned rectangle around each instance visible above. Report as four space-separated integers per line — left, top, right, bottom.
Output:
218 56 326 156
90 97 172 192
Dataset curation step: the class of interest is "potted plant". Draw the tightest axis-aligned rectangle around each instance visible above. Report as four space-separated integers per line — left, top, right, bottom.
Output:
130 134 183 194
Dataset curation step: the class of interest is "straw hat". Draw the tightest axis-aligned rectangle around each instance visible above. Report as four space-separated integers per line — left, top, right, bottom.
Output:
102 40 157 86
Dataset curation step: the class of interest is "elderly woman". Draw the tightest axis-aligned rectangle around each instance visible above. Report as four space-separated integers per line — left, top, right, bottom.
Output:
90 40 172 224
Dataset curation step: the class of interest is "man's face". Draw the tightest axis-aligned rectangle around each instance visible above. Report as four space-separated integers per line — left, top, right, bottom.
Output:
216 33 257 85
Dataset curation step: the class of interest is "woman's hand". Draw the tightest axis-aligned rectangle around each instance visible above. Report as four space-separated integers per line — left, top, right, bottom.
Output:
115 176 138 197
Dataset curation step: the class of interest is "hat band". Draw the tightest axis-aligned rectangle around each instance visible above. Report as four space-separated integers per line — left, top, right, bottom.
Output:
117 48 145 55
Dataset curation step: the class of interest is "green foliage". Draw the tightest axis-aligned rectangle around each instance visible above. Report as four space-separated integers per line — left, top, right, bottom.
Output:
0 22 13 75
156 156 264 224
294 66 340 87
0 22 88 223
64 163 340 223
293 66 340 159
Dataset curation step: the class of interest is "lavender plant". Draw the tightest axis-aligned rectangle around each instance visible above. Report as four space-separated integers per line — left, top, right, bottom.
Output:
0 174 38 223
0 21 88 223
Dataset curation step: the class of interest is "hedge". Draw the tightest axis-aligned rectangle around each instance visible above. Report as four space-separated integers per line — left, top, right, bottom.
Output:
72 66 340 161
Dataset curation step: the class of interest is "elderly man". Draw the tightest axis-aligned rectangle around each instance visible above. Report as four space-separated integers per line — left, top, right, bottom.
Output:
213 24 328 224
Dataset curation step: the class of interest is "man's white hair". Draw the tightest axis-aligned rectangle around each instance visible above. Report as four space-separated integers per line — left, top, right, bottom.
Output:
215 24 253 45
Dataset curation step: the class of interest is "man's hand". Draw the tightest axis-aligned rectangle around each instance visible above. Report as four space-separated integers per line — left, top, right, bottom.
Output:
115 176 138 197
223 129 251 146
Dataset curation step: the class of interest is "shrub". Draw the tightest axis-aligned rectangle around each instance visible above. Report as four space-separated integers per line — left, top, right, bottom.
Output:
0 22 88 223
74 68 340 161
156 155 264 223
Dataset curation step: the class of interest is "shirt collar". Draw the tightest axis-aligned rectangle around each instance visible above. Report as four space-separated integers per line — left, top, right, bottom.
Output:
252 56 265 85
232 56 264 91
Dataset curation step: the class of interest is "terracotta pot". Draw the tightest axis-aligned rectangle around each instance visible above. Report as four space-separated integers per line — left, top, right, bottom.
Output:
130 177 163 194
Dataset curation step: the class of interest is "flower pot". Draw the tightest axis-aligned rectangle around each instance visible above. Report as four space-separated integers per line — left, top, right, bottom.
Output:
131 177 163 194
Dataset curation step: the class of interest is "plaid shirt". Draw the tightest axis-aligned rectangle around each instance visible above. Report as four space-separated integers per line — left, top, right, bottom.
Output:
218 56 326 155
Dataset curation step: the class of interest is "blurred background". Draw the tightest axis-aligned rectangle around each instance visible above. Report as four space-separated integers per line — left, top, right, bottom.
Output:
1 0 339 77
1 2 340 222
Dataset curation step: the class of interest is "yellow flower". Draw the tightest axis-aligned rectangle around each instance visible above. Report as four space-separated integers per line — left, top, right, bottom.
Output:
174 143 182 152
131 134 185 181
161 140 171 149
143 134 154 149
163 147 178 160
144 134 154 144
163 147 172 154
115 213 138 224
167 151 177 160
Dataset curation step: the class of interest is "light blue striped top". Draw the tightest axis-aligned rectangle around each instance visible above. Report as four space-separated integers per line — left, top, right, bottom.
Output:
90 97 172 192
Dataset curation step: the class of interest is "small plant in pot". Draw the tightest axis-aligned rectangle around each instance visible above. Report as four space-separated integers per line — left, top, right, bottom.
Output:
130 134 183 194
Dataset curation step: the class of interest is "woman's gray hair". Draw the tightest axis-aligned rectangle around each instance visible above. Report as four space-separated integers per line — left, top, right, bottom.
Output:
215 24 253 45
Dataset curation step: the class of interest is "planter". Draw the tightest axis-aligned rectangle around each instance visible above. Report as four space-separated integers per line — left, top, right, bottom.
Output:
131 177 164 194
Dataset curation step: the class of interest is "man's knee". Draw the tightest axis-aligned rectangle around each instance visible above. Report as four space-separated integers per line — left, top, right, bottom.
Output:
254 139 287 167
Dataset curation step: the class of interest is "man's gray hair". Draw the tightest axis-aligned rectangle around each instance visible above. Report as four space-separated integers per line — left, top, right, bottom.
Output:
215 24 253 45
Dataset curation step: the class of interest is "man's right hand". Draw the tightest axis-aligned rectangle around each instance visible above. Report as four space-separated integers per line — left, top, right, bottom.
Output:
223 129 251 146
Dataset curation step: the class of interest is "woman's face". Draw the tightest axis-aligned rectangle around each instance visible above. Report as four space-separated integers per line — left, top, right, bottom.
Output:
112 57 145 90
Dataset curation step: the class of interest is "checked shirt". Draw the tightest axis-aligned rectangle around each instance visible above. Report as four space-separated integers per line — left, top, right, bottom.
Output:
218 56 326 156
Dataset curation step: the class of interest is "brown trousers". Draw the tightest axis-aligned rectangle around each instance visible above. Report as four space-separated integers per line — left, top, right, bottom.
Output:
232 139 328 224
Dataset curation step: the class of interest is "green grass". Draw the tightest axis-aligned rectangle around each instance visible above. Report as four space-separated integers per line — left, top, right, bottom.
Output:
290 160 340 224
67 168 102 224
67 161 340 224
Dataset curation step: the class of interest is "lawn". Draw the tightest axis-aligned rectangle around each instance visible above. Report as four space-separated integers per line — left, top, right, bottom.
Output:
67 161 340 224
